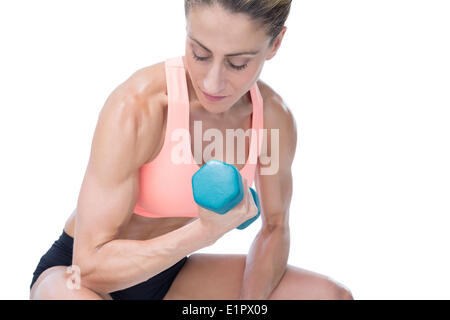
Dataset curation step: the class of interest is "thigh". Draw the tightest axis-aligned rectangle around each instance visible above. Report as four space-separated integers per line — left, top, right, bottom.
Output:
267 265 349 300
30 266 112 300
163 253 246 300
163 253 346 300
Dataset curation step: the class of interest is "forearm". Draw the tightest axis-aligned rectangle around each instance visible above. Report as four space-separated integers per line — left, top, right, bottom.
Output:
240 226 290 299
77 219 214 294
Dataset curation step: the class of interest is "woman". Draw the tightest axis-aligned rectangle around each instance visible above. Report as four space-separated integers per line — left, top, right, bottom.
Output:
30 0 354 300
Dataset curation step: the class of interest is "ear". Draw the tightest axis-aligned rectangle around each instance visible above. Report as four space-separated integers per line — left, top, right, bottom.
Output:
266 27 287 60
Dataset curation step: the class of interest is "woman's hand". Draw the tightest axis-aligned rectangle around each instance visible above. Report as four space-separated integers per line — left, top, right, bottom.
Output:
197 178 259 240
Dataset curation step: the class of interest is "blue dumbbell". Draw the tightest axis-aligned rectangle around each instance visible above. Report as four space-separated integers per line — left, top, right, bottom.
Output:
191 160 261 230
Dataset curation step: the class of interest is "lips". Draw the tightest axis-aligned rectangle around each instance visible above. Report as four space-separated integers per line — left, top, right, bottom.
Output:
202 90 227 102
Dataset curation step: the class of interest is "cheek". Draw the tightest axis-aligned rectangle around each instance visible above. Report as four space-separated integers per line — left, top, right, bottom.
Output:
186 61 203 84
232 68 258 90
184 55 199 75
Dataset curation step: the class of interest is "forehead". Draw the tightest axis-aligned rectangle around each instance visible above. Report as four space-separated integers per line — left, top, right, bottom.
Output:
186 4 268 46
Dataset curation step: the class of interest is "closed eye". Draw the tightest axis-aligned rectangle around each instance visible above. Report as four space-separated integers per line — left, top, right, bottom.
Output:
192 53 248 71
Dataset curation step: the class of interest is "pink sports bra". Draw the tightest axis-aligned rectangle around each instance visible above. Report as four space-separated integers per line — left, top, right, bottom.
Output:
133 56 264 218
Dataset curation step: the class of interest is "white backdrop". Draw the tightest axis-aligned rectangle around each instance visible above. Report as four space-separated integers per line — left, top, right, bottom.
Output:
1 0 449 300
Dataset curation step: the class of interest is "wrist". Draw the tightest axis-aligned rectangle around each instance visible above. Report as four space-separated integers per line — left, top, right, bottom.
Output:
194 219 222 246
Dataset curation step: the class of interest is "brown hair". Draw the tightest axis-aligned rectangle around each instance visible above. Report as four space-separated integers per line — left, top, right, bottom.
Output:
185 0 292 47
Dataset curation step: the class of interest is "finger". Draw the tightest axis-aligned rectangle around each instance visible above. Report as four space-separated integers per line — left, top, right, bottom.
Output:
248 188 256 209
244 178 251 211
238 178 249 210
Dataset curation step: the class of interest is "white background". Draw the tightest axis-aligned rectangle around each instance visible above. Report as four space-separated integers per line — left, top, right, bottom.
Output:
1 0 449 300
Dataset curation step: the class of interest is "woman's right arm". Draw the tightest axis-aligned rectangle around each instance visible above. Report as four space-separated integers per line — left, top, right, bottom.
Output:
72 75 218 296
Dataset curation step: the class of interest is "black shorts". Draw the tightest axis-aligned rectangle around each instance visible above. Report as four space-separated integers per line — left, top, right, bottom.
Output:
30 230 188 300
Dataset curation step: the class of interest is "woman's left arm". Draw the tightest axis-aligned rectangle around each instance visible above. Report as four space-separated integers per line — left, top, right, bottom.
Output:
239 96 298 300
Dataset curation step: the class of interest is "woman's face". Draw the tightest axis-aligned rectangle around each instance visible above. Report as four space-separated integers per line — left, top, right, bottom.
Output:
184 4 283 114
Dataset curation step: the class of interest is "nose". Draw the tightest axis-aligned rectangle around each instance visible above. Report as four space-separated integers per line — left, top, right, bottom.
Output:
203 61 226 96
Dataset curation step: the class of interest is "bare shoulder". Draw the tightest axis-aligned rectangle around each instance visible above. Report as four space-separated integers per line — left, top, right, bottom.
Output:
110 61 168 115
257 79 297 133
256 79 297 162
100 61 169 166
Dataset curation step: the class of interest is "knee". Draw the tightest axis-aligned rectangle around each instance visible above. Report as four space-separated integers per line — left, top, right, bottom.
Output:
337 286 354 300
31 272 64 300
315 277 354 300
329 280 354 300
31 267 104 300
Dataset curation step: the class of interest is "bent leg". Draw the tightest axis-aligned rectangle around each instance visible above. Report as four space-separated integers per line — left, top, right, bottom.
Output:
163 253 354 300
267 264 354 300
30 266 112 300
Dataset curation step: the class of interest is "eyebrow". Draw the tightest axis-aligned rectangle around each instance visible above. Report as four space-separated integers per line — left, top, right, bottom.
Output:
188 35 260 57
